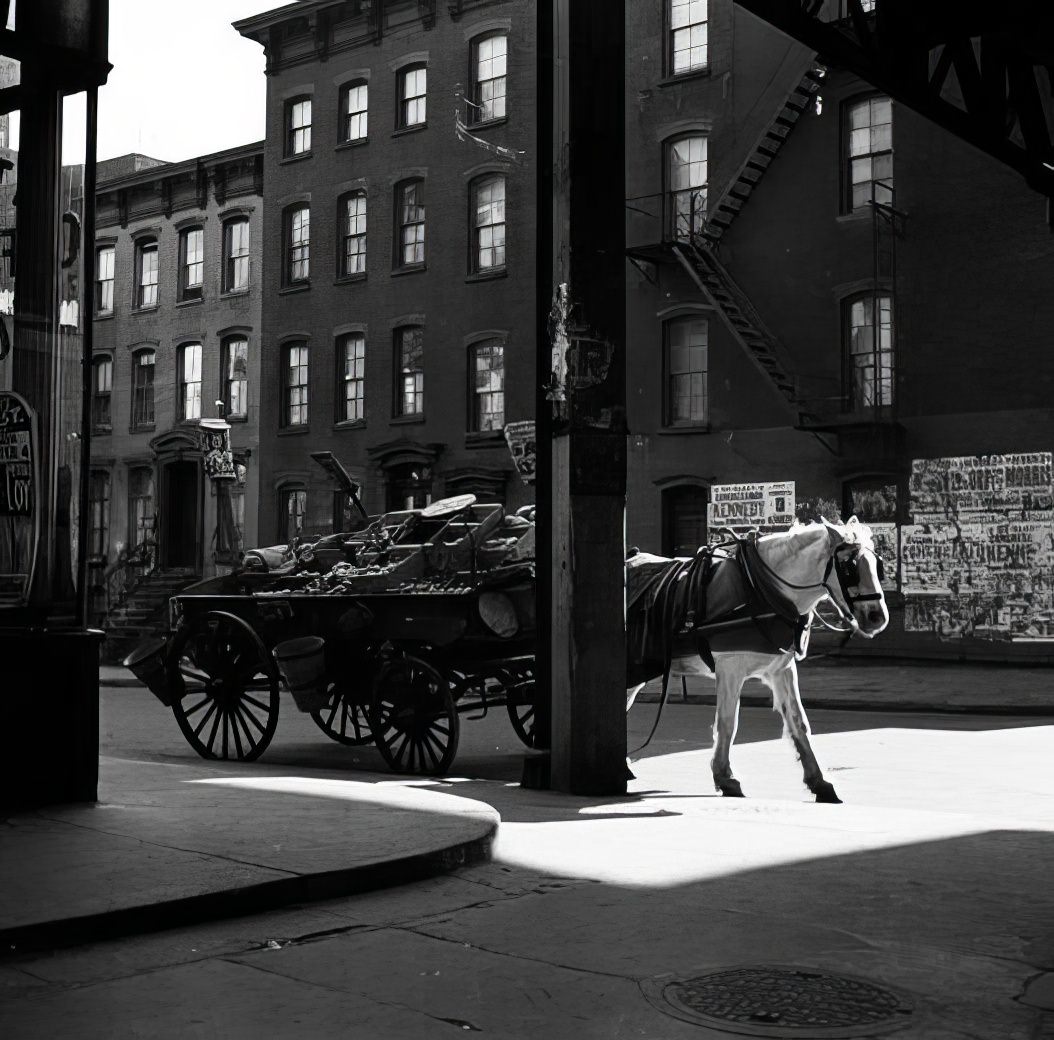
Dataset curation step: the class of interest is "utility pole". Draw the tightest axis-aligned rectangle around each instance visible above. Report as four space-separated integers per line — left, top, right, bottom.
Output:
534 0 627 796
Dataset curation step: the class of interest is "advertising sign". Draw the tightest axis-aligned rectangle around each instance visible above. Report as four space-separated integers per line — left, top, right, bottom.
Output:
0 390 39 605
707 481 795 530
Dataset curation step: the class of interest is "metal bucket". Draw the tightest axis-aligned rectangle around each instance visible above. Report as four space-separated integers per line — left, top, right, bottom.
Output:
122 636 172 705
273 636 328 712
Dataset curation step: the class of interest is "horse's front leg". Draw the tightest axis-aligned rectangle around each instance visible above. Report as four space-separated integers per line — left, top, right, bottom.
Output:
711 667 745 797
771 664 841 804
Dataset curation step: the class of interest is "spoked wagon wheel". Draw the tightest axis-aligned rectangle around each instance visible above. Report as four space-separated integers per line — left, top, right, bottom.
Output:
310 681 373 746
369 654 459 776
167 611 280 762
506 676 538 748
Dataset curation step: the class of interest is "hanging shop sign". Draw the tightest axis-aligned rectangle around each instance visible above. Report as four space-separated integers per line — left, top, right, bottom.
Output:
707 481 795 530
0 390 40 605
199 419 235 481
504 420 536 485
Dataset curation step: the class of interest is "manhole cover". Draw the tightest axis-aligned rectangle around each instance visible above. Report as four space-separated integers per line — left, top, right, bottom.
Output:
644 965 913 1038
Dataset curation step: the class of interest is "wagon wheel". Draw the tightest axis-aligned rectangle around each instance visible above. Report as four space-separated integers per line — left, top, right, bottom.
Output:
369 654 459 776
506 675 538 748
310 681 373 746
167 612 280 762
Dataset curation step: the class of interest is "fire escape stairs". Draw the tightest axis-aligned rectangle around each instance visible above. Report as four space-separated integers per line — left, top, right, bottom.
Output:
700 65 825 247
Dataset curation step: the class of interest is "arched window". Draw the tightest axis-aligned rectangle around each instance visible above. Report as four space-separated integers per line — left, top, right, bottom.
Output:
279 486 308 545
222 335 249 419
178 342 202 421
91 354 112 432
178 225 204 301
282 341 309 427
663 315 708 427
339 191 367 276
284 204 310 284
342 80 368 142
222 216 250 293
844 292 893 410
468 339 504 432
470 174 505 273
397 64 427 129
844 94 893 212
667 134 707 241
131 348 156 429
134 237 158 308
471 34 507 123
394 179 425 268
393 325 424 417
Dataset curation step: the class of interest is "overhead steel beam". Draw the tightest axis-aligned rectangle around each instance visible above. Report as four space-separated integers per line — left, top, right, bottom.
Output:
735 0 1054 196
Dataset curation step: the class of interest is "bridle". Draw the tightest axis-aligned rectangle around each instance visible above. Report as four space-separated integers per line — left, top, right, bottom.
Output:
749 536 886 633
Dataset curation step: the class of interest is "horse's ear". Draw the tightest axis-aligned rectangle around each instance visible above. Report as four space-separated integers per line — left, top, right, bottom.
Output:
820 517 845 549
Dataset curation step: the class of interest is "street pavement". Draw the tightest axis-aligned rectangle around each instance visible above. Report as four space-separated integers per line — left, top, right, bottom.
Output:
2 667 1054 1038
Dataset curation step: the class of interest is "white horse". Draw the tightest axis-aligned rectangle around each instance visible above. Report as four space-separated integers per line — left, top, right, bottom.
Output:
626 519 889 803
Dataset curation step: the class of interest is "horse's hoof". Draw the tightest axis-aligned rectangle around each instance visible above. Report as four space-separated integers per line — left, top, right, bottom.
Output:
717 779 744 798
813 782 842 804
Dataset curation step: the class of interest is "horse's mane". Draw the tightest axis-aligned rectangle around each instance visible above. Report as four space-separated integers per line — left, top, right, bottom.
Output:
759 516 876 561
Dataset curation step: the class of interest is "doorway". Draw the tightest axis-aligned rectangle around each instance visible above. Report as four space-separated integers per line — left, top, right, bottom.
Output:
161 460 200 570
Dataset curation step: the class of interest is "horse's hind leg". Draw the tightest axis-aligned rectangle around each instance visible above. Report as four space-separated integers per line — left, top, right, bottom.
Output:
711 669 745 797
771 665 841 804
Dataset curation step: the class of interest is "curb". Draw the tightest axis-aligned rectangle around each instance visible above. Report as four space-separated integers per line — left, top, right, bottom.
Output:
99 676 144 688
633 691 1054 716
0 827 495 959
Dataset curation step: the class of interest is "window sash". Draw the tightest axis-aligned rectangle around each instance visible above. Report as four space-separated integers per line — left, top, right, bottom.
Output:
181 228 204 296
342 194 367 275
668 135 708 239
88 474 110 558
223 219 250 292
288 99 312 154
137 243 158 307
342 334 366 422
846 96 893 211
401 67 427 126
472 342 505 431
474 176 506 270
224 338 249 418
846 295 894 409
475 35 507 122
345 83 368 141
284 490 307 543
180 344 202 420
132 353 156 428
285 345 309 426
398 183 425 266
396 328 424 415
92 358 112 428
288 207 310 282
129 469 154 547
670 0 709 74
95 247 115 313
665 318 709 425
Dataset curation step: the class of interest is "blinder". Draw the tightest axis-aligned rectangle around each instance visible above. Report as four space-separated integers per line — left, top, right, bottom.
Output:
830 544 886 607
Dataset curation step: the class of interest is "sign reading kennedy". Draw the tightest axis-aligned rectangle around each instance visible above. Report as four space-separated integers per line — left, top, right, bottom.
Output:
707 481 795 530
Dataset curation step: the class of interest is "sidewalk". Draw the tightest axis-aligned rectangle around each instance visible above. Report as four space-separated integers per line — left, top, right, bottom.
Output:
0 756 497 956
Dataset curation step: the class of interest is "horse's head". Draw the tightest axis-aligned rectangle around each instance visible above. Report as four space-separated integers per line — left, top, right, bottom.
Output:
822 518 889 637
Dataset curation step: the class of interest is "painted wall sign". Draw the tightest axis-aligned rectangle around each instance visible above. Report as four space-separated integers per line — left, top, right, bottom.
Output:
0 390 33 515
902 453 1054 641
707 481 795 530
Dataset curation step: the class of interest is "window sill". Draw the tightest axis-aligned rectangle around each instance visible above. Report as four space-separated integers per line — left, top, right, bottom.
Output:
278 425 311 436
465 430 505 448
220 287 251 299
92 427 112 437
836 210 873 224
94 311 114 321
132 304 160 315
176 297 204 308
465 115 508 132
227 414 248 424
658 67 712 88
279 282 311 295
465 268 507 284
130 424 157 434
336 138 369 152
657 425 711 435
392 124 427 138
334 418 366 431
390 414 425 425
280 151 313 165
335 272 367 286
391 264 426 277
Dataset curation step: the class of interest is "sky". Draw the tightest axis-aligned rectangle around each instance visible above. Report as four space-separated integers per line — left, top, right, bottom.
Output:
62 0 285 164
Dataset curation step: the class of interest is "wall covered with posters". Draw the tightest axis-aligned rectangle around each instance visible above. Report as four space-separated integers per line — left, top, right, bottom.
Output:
901 454 1054 643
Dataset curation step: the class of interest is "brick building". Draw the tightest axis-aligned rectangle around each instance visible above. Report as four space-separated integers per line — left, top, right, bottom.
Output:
87 142 265 621
235 0 536 545
625 1 1054 659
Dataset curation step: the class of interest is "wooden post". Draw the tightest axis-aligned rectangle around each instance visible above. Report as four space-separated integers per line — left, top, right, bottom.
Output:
545 0 627 796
